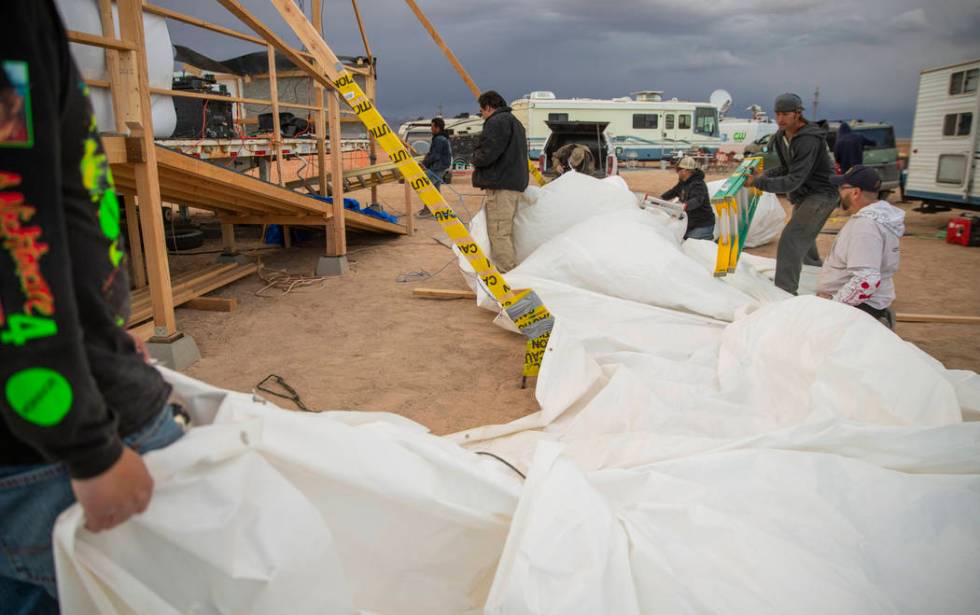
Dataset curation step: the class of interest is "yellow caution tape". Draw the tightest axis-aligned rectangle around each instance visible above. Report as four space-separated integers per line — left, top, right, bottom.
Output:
332 72 553 377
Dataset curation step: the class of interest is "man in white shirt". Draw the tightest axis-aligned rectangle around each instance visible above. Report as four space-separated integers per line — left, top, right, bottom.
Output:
817 165 904 328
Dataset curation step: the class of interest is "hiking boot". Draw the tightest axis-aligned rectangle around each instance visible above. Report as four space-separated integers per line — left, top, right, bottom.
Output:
416 207 432 218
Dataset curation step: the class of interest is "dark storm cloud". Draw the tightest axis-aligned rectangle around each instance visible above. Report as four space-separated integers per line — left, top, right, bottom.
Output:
161 0 980 135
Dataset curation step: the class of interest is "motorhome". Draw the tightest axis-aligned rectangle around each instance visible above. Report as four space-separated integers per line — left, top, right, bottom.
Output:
510 91 722 161
906 58 980 210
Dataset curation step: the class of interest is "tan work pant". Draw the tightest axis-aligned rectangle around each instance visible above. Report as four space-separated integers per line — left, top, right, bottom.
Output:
484 189 521 273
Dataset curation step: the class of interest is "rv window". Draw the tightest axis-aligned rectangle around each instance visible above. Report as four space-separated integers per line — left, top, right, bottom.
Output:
548 113 569 122
943 114 957 136
665 114 675 130
950 68 979 95
937 154 967 184
679 114 691 130
966 68 980 93
694 107 719 137
632 114 658 129
944 113 973 137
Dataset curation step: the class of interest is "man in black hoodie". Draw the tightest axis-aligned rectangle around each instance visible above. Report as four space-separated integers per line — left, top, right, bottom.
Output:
471 91 529 272
746 93 838 294
661 156 715 240
1 3 182 609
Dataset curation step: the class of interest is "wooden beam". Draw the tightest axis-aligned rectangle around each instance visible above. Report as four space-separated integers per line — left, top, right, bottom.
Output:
366 71 379 207
215 0 333 91
148 87 321 113
896 313 980 325
413 288 476 300
267 45 286 187
351 0 373 62
218 215 328 225
128 263 257 325
183 297 237 312
402 0 480 98
221 223 237 254
97 0 127 133
123 196 147 288
118 0 177 337
404 175 414 235
327 89 347 255
67 29 137 52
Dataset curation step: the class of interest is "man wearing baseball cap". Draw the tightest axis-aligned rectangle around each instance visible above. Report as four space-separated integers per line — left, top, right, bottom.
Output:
817 165 905 328
745 93 838 294
661 156 715 240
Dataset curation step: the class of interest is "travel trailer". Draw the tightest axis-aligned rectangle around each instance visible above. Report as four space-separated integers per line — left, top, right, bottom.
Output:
906 58 980 210
397 113 482 154
718 104 778 154
510 91 722 161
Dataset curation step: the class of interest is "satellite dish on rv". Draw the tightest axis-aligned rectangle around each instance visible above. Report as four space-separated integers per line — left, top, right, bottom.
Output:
710 89 733 116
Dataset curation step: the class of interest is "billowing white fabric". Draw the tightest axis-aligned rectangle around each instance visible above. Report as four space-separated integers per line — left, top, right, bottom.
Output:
55 173 980 614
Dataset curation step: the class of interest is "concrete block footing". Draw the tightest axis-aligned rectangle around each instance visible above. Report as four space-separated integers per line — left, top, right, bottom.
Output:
148 333 201 370
315 255 350 277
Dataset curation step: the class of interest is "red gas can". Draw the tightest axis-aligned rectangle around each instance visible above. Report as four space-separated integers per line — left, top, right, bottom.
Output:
946 216 980 247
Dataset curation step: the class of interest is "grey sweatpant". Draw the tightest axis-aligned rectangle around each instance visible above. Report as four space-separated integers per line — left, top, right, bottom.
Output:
774 193 838 294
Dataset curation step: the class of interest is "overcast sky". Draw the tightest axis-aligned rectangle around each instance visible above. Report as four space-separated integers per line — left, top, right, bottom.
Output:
164 0 980 136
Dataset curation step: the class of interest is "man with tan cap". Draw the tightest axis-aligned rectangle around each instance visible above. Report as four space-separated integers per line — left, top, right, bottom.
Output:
661 156 715 240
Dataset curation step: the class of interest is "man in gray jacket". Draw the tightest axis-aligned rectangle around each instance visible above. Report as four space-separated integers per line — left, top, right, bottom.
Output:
746 93 838 294
817 165 904 328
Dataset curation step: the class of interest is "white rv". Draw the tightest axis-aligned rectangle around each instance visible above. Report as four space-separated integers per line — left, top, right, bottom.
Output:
397 114 482 154
510 91 722 161
906 58 980 210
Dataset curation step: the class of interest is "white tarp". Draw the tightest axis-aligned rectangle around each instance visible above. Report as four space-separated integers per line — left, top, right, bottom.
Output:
55 173 980 614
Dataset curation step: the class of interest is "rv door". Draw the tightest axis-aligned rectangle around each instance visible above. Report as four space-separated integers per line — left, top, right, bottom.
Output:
663 113 677 141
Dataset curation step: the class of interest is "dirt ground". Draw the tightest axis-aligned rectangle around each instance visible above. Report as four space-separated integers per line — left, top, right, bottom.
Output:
167 169 980 434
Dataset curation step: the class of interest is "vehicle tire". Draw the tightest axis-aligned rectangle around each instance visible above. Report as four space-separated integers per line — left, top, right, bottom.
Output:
165 229 204 251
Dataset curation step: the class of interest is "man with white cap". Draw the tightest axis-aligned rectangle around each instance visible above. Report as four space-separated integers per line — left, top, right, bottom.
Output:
745 93 838 294
661 156 715 240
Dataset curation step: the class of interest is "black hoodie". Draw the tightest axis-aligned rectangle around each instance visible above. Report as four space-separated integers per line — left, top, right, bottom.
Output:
1 2 170 479
661 168 714 231
471 107 530 192
754 120 837 204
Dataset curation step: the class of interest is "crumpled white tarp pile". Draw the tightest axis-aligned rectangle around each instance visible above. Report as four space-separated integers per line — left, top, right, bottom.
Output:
56 171 980 614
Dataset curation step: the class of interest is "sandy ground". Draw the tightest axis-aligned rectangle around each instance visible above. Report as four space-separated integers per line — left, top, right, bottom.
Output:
167 169 980 434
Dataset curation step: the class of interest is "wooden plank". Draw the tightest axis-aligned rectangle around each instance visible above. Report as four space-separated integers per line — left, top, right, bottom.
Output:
67 29 137 51
128 262 256 325
102 135 129 164
118 0 177 337
413 288 476 300
896 313 980 325
123 195 147 288
148 87 321 113
366 71 379 208
221 222 236 254
405 178 414 235
183 297 237 312
350 0 373 60
267 45 286 188
215 0 333 91
402 0 480 98
327 89 347 255
97 0 127 133
218 215 328 225
316 85 327 196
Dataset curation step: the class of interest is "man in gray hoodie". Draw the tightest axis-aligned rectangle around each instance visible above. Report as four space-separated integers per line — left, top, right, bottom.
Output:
746 93 838 294
817 165 904 328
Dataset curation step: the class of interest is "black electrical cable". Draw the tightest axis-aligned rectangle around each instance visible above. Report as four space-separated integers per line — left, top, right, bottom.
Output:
475 451 526 479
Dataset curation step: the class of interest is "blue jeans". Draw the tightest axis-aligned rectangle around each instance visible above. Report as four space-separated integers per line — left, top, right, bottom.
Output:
425 167 444 192
684 225 715 240
0 405 184 613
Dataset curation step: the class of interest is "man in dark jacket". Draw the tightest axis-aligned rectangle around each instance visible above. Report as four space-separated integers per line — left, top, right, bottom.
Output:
417 117 452 217
471 91 529 272
1 3 183 610
661 156 715 239
746 93 838 294
833 122 873 174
